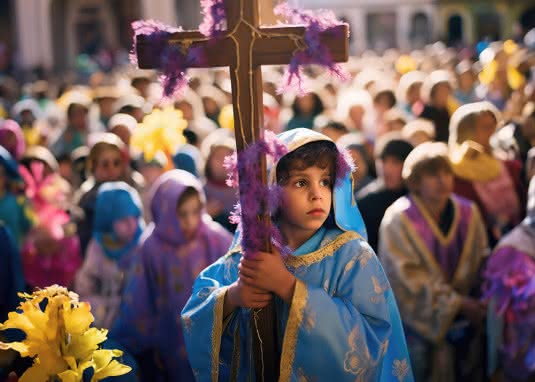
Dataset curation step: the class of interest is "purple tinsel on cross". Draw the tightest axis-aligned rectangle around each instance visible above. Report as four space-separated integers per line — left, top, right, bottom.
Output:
223 131 290 258
274 3 350 94
130 20 207 99
199 0 227 37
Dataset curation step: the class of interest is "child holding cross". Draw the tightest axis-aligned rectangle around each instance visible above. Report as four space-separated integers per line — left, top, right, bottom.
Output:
181 128 412 381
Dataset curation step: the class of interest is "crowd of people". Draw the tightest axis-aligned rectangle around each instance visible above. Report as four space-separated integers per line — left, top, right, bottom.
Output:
1 32 535 381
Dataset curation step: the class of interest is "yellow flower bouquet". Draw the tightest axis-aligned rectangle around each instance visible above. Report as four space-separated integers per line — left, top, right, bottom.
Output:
0 285 131 382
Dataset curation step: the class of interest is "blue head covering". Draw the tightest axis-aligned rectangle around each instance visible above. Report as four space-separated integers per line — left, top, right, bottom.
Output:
270 128 368 239
93 181 144 261
0 145 21 180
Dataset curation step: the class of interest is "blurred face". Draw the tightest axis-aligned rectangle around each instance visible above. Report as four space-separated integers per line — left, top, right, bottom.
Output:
279 165 332 248
374 94 393 116
208 146 234 182
521 117 535 142
98 97 116 119
458 71 475 91
176 194 202 241
113 216 139 243
20 110 35 126
59 160 72 181
140 165 164 185
386 120 405 133
377 156 404 190
473 113 497 150
406 83 422 106
414 169 454 208
202 97 219 117
69 105 89 131
321 126 345 143
0 130 17 156
296 94 315 115
432 83 451 109
348 148 368 181
349 105 365 129
93 148 124 183
408 131 432 147
111 124 132 146
176 101 194 121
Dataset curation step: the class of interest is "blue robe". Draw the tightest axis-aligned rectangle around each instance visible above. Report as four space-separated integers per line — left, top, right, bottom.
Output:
182 227 413 381
182 128 413 381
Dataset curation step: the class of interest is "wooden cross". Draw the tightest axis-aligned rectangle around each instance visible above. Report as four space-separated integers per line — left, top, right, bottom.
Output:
135 1 348 380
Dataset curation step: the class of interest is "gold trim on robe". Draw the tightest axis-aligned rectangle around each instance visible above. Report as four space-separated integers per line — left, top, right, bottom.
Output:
285 231 362 268
211 287 228 382
411 195 460 246
279 279 308 382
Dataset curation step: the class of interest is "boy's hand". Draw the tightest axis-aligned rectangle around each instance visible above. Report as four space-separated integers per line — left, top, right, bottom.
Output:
225 279 272 313
238 250 296 304
460 297 487 326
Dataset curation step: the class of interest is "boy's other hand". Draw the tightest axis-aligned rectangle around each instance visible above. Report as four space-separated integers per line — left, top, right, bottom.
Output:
239 251 296 304
226 279 272 311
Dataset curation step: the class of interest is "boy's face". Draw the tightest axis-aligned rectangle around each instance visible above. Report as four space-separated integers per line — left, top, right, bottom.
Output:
113 216 139 244
94 148 124 183
279 165 333 238
208 146 234 182
473 113 496 150
415 169 453 206
177 194 202 241
377 156 404 191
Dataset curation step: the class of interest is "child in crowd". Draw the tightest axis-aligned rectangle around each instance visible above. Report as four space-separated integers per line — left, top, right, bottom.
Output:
379 142 488 382
182 128 412 381
202 129 238 232
75 181 144 329
483 177 535 382
111 170 232 382
449 101 525 246
0 146 30 246
74 133 132 254
19 154 81 289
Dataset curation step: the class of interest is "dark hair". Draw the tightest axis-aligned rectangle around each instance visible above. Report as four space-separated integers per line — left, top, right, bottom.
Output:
276 140 337 185
291 92 325 117
323 121 349 134
177 186 200 209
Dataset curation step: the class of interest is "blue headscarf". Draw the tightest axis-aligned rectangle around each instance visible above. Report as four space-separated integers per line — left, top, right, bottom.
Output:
93 181 144 261
271 128 368 239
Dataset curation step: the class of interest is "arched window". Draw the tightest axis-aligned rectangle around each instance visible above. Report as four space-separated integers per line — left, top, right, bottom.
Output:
410 12 431 49
447 14 463 46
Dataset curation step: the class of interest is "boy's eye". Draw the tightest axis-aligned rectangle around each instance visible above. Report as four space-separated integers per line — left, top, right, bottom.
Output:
294 179 307 188
320 178 331 187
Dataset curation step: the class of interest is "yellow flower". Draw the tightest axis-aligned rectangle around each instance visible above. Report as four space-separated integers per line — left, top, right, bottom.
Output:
131 106 187 161
0 285 131 382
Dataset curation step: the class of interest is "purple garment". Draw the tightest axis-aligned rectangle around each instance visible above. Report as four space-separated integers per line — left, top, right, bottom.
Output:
403 194 474 280
110 170 233 382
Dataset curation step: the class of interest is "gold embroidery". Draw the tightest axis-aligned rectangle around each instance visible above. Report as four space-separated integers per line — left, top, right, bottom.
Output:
343 326 378 380
343 256 358 275
211 287 228 382
285 231 362 268
279 279 308 382
370 276 389 304
230 320 241 382
392 358 410 381
359 247 373 268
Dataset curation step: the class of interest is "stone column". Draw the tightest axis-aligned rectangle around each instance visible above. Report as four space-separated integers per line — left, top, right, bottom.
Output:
397 5 411 52
141 0 176 26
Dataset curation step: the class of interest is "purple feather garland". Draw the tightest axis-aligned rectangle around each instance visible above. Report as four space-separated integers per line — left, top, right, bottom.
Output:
274 3 350 94
199 0 227 37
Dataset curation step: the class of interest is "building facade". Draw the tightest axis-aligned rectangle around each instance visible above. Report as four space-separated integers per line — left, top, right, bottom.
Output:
1 0 534 74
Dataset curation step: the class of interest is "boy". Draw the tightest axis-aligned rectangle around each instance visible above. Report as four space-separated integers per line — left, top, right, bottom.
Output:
378 142 488 381
182 128 412 381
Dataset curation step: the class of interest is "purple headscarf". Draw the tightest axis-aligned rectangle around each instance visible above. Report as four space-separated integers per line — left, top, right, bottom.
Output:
0 120 25 160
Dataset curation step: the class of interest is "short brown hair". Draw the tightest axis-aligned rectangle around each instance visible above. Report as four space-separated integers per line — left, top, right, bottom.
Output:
276 140 337 185
402 142 452 191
